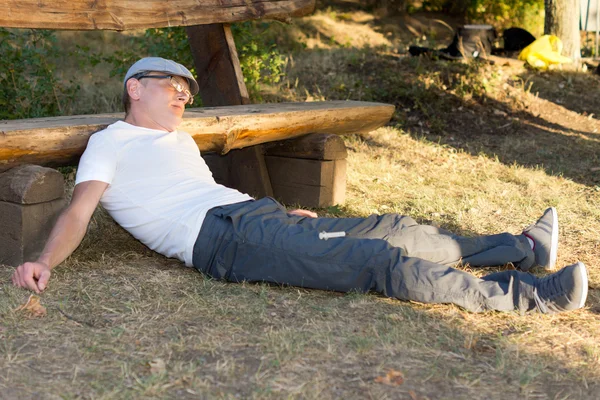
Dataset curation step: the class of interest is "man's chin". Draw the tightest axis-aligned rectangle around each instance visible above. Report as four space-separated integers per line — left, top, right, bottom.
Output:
164 116 183 131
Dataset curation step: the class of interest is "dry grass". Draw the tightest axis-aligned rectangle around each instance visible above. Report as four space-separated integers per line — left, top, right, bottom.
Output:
2 4 600 399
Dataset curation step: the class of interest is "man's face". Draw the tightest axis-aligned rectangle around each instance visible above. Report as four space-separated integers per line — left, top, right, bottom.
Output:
130 72 193 131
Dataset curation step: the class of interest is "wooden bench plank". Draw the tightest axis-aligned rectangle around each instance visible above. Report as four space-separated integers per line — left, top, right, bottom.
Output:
0 101 394 172
1 0 315 30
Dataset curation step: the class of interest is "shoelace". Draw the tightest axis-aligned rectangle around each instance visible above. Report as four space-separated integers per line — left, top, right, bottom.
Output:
533 271 565 313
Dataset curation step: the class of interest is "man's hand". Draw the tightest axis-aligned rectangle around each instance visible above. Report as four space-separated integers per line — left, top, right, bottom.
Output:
9 180 108 294
12 261 52 293
288 209 318 218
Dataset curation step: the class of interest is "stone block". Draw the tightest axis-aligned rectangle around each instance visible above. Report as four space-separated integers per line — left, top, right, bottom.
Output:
0 164 64 203
0 198 67 266
263 133 347 208
202 145 273 198
264 133 348 161
265 156 346 208
0 165 66 266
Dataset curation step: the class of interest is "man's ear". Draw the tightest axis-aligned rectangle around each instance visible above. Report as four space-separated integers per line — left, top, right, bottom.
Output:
127 79 141 101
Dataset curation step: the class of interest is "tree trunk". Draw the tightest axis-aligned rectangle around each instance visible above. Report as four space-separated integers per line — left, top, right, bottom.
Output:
544 0 581 62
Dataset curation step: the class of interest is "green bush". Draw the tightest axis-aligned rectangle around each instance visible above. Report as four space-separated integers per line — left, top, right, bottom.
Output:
1 22 286 120
101 22 287 103
232 22 287 98
466 0 544 36
406 0 544 35
0 29 79 120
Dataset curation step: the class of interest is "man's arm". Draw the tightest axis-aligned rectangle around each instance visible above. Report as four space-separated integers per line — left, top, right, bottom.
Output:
11 180 109 293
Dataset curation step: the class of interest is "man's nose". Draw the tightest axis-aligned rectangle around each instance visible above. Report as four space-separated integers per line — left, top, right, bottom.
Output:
177 91 191 103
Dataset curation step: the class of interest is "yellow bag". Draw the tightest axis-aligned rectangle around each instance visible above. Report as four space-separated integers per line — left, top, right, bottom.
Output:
518 35 572 70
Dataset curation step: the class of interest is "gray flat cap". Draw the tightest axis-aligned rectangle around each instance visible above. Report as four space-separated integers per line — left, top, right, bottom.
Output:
124 57 199 95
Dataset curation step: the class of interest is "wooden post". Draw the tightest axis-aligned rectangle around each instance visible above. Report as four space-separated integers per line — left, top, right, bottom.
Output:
186 23 250 106
187 23 273 198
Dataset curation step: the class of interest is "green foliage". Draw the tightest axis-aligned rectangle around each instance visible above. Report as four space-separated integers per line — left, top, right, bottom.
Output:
232 22 287 98
466 0 544 35
101 22 287 102
0 21 286 121
0 29 79 120
407 0 544 35
358 0 544 31
98 28 192 81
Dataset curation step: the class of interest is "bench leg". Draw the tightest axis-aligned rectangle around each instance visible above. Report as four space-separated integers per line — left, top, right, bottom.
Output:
202 145 274 199
188 23 274 199
264 133 348 208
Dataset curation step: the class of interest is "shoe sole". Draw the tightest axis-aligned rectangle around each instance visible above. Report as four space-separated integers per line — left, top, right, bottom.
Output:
576 261 589 309
548 207 558 270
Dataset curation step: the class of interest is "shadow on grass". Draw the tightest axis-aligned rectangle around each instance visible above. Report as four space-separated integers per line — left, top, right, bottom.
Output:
276 46 600 187
514 70 600 121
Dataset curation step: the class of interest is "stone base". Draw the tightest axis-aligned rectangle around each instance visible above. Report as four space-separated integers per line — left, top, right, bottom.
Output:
265 157 346 208
202 145 273 199
0 198 67 266
264 133 348 208
203 134 348 208
0 165 66 266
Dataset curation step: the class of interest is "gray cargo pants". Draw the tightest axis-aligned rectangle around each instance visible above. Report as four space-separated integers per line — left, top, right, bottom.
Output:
192 197 540 313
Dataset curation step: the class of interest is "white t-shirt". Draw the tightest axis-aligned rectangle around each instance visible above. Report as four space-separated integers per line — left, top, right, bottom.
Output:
75 121 253 266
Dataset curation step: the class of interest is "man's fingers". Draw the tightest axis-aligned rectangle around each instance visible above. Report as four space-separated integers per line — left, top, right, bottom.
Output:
37 270 51 292
288 209 318 218
22 272 40 293
12 263 43 293
12 262 51 292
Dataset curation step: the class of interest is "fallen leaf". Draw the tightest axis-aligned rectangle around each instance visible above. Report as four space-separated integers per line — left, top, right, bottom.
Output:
149 358 167 375
374 369 404 386
14 295 47 317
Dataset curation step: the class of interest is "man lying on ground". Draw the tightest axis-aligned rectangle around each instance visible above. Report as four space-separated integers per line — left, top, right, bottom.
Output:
12 57 588 314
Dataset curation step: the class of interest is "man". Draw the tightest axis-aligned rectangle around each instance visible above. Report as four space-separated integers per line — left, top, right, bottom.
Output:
12 57 588 314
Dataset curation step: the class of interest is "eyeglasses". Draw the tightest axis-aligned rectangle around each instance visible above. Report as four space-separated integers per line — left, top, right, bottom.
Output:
136 74 194 105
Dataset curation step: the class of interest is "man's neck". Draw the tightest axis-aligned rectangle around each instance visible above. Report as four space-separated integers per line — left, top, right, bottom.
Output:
124 112 178 132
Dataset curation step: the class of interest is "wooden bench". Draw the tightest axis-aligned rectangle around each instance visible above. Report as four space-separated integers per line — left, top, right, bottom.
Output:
0 0 394 265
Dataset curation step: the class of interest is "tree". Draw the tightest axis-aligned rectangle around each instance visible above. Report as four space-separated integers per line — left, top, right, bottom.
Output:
544 0 581 62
